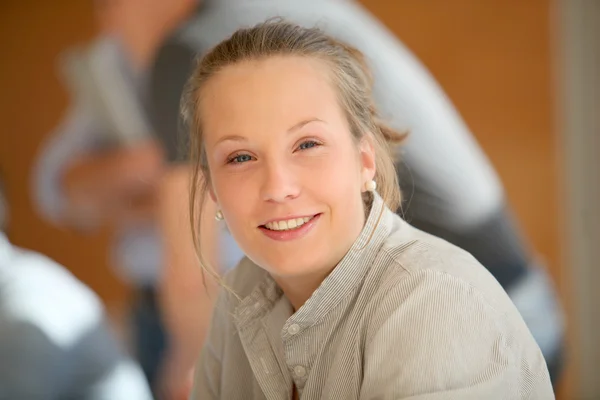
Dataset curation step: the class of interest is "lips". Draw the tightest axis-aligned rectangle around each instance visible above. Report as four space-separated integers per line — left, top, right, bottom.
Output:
259 213 321 241
263 215 316 231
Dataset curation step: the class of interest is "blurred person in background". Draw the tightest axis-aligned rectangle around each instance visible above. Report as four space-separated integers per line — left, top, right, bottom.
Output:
32 0 565 398
30 0 200 394
149 0 565 396
0 176 153 400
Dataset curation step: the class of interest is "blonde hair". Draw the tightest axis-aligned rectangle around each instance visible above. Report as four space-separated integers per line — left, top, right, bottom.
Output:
181 19 406 282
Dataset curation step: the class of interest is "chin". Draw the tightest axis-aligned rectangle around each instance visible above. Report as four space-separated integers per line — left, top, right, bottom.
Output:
259 253 322 279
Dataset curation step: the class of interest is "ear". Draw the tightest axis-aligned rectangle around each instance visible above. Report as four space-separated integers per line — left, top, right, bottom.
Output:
358 133 376 185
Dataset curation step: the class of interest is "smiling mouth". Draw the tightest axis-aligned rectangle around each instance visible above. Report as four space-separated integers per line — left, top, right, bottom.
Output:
261 214 319 231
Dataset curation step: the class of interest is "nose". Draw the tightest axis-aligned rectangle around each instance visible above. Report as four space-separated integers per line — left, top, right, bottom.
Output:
259 159 301 203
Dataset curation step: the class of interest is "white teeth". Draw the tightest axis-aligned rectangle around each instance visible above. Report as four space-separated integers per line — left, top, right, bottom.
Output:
265 216 314 231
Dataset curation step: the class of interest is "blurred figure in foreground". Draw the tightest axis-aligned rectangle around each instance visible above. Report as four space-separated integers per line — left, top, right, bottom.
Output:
0 178 153 400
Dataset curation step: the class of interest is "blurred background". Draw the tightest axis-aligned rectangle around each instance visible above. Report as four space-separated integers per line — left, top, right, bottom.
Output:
0 1 597 399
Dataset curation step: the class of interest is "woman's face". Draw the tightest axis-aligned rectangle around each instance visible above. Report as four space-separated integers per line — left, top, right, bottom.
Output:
200 56 375 279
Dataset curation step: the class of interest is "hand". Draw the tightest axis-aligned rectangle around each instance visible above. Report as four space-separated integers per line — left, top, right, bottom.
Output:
155 349 195 400
113 184 159 225
63 139 164 228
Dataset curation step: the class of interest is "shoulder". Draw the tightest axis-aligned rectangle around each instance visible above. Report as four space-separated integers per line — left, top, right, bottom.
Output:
215 256 268 308
0 316 66 398
359 259 551 398
360 217 527 338
373 219 512 312
0 245 103 349
358 220 551 396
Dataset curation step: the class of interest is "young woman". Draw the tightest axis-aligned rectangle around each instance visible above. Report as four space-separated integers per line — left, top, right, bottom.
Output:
150 1 563 392
183 20 554 399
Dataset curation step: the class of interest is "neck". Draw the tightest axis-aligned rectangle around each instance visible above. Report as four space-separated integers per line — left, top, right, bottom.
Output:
272 269 332 311
120 22 176 70
115 5 196 70
271 222 363 311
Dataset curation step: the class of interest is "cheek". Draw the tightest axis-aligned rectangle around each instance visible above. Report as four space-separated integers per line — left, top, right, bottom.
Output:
211 170 257 225
303 149 363 204
311 163 355 195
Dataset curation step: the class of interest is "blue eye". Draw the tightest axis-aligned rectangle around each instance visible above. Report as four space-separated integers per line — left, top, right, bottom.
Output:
298 140 319 151
229 154 253 164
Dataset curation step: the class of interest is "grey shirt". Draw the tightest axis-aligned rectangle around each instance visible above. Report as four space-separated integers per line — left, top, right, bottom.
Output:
191 193 553 399
0 233 153 400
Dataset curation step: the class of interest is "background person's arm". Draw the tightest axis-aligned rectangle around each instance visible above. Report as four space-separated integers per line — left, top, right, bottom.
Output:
31 35 164 231
61 137 164 228
155 165 221 399
32 110 163 230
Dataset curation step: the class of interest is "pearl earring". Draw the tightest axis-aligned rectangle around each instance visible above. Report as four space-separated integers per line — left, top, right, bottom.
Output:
215 210 224 221
365 180 377 192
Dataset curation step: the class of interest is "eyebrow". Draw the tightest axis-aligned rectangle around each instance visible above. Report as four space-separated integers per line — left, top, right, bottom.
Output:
214 118 325 146
288 118 325 133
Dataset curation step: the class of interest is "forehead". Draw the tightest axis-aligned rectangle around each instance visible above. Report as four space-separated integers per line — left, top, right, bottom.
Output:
199 56 346 138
